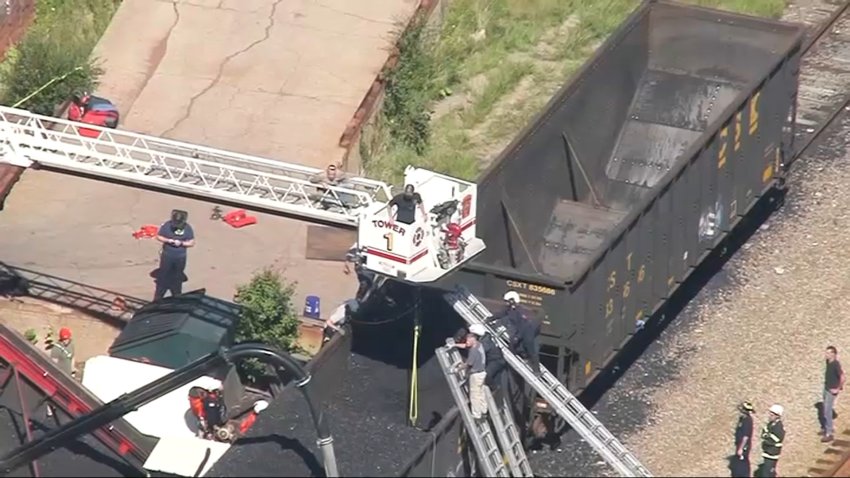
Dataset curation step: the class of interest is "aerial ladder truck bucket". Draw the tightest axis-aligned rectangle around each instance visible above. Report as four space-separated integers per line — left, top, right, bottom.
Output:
356 166 486 283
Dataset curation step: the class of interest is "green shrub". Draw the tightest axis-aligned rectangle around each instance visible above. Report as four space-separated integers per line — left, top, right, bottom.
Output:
0 0 118 114
1 30 102 114
233 269 301 385
381 21 438 155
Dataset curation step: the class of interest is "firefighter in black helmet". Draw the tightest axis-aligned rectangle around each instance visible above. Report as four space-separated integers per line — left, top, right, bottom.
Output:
732 401 755 477
757 404 785 478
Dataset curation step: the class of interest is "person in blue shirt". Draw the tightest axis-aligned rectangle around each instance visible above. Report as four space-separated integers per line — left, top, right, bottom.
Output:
154 209 195 300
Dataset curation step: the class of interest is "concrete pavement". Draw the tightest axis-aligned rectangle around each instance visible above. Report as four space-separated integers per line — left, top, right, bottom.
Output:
0 0 417 315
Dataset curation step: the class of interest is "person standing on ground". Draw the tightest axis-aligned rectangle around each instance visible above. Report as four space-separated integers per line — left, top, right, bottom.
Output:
454 329 488 421
757 404 785 478
44 326 76 418
48 327 75 377
732 401 755 478
822 345 845 442
154 209 194 300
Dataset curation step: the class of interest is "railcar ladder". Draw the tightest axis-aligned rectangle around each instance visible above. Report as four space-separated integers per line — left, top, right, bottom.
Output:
0 105 393 227
444 286 653 478
435 341 510 478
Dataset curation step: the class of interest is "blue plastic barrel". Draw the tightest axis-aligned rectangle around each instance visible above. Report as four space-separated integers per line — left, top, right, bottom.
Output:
304 295 321 319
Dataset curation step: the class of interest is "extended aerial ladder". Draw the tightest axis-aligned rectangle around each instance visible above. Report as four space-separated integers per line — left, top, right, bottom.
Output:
445 286 653 478
435 339 532 478
0 105 485 283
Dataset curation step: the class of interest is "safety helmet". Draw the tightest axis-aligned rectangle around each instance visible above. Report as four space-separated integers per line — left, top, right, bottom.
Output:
768 404 783 417
59 327 72 341
503 291 520 304
253 400 270 414
469 323 486 336
171 209 188 229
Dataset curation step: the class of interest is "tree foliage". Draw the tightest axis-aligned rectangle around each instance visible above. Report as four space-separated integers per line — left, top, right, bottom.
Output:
382 21 437 155
0 0 116 115
234 268 300 353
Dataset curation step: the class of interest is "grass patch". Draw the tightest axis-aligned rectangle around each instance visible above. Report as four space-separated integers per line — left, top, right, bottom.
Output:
364 0 787 184
462 61 532 127
688 0 787 18
0 0 120 115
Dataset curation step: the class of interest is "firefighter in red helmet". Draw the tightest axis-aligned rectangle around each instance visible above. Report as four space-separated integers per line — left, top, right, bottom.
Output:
48 327 76 377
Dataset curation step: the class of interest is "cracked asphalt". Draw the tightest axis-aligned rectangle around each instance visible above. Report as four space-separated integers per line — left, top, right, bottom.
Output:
0 0 418 320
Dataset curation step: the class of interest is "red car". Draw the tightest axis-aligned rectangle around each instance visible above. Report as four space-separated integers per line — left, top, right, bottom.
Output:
67 92 120 138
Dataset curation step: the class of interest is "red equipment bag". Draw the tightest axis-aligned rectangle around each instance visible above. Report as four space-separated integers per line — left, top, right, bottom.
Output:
444 222 463 249
68 94 120 138
188 386 208 420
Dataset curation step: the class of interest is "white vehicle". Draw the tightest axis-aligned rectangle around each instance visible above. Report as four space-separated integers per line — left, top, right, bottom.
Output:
0 105 486 284
355 166 486 283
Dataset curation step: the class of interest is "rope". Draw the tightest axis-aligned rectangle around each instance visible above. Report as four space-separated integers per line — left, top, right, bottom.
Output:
12 66 84 109
408 290 421 427
409 321 420 426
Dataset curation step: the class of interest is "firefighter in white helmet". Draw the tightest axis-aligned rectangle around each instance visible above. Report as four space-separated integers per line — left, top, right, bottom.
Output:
457 323 508 393
489 290 541 376
757 404 785 477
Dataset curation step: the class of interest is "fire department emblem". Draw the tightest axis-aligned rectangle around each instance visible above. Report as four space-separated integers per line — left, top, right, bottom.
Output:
413 227 425 247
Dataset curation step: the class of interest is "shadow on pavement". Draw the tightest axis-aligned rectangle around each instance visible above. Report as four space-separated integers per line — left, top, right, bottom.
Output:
0 261 146 329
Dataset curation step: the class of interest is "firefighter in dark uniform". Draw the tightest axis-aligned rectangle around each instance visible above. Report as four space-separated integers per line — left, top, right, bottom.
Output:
757 404 785 478
154 209 194 300
733 401 755 477
344 244 374 302
490 291 541 375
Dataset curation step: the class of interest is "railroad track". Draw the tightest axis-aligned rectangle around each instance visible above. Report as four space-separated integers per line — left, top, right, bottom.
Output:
796 1 850 476
788 1 850 164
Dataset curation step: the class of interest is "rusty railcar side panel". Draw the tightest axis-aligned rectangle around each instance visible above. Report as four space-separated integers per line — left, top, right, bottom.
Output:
443 0 805 392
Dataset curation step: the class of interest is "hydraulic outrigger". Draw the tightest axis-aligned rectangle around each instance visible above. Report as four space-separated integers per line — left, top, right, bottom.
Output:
0 343 338 477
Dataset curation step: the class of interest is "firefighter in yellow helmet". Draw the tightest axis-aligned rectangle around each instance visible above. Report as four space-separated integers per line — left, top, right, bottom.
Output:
732 401 755 477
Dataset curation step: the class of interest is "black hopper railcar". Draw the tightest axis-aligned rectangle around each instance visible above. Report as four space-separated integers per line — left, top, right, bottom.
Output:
438 0 806 394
